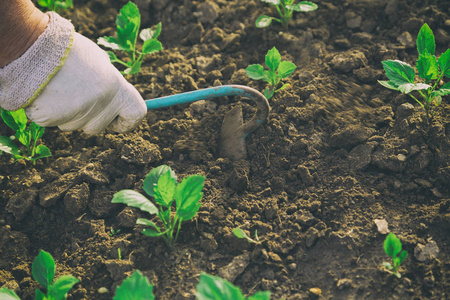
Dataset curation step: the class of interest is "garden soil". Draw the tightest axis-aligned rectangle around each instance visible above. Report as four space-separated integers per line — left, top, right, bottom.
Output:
1 0 450 299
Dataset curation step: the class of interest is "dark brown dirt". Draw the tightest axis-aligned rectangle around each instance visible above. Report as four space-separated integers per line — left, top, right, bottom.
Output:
1 0 449 299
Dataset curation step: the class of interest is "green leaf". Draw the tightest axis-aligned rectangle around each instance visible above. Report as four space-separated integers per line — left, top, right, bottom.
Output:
141 228 167 237
1 109 27 132
140 22 162 41
416 52 439 81
245 64 265 80
255 15 273 28
0 136 22 157
232 228 248 239
247 291 272 300
0 288 21 300
154 171 176 207
111 190 159 215
136 218 161 231
417 23 435 55
438 49 450 77
265 47 281 71
397 83 431 94
107 51 122 64
398 250 408 264
48 275 79 300
32 250 56 290
142 39 162 55
124 60 142 75
97 36 124 51
113 270 155 300
287 2 318 12
277 61 297 78
34 289 46 300
31 145 52 162
116 2 141 51
378 80 400 91
175 175 205 221
38 0 50 7
277 83 291 91
432 82 450 97
261 0 280 4
29 122 44 141
143 165 177 197
16 130 31 148
263 70 278 86
264 88 275 99
384 233 402 258
195 273 245 300
381 60 415 85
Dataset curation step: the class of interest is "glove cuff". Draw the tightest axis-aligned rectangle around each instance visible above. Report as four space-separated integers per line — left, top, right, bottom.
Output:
0 12 74 111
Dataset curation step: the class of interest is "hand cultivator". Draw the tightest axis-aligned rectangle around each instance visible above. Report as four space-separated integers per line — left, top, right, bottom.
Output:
145 85 270 161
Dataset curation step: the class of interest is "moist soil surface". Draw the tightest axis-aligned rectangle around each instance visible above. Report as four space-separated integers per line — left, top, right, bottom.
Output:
1 0 450 299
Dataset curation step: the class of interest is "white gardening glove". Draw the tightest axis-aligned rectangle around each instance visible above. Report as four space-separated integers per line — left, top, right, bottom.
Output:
0 12 146 135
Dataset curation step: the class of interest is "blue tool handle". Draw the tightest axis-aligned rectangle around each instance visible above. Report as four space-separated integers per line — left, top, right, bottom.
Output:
146 85 259 109
145 85 270 134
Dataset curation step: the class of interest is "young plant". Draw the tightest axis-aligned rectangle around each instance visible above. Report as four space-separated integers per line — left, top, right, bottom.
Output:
112 165 205 247
114 270 155 300
382 233 408 278
32 250 79 300
0 109 51 164
379 23 450 121
196 273 271 300
37 0 73 13
98 1 162 75
256 0 318 29
233 228 262 245
245 47 297 99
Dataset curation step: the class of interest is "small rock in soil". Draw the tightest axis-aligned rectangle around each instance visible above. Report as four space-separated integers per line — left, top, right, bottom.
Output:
64 183 90 216
200 232 218 253
397 31 415 48
295 210 316 227
117 207 138 228
414 240 440 262
78 162 109 185
218 253 250 283
195 1 219 24
104 259 134 281
120 137 161 165
329 50 367 73
336 278 353 290
345 11 362 29
6 189 37 221
39 172 78 207
373 219 389 234
2 280 20 295
297 165 314 186
329 125 374 149
348 142 377 170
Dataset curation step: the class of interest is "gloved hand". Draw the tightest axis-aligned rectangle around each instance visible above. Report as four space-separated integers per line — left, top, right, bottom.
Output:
0 12 147 135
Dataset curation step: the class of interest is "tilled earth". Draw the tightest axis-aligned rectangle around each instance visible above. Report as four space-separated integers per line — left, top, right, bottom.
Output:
1 0 449 299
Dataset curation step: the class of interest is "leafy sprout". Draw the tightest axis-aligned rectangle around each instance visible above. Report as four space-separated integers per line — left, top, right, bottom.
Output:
382 233 408 278
379 23 450 121
37 0 73 13
98 1 162 75
245 47 297 99
112 165 205 247
256 0 318 29
0 109 51 164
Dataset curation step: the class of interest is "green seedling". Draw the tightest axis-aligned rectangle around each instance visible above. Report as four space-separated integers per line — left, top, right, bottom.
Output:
382 233 408 278
379 23 450 121
110 228 121 237
0 109 51 164
245 47 297 99
112 165 205 247
196 273 271 300
98 1 162 75
37 0 73 13
114 270 155 300
233 228 262 245
256 0 317 29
